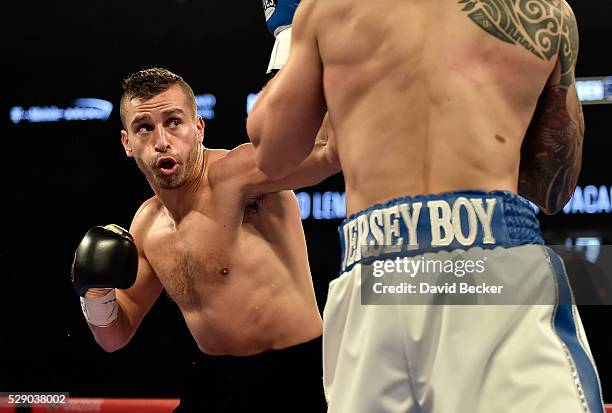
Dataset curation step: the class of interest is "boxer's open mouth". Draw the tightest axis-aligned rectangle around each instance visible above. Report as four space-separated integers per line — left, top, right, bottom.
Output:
155 157 179 176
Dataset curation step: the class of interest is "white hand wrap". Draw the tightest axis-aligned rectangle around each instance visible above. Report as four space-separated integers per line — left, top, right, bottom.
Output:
80 289 118 327
267 27 292 74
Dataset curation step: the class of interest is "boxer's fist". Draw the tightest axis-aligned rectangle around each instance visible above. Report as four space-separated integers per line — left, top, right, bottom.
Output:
263 0 300 37
72 224 138 297
263 0 300 74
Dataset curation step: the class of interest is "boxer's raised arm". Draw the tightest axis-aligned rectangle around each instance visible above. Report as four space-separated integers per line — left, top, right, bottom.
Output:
211 115 339 197
74 199 163 352
518 3 583 215
248 0 326 179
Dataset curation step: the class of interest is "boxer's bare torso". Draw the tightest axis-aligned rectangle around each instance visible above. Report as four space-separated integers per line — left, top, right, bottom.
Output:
133 150 321 355
251 0 583 216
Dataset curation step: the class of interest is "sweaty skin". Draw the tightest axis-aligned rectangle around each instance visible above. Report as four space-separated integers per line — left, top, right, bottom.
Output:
87 85 339 356
248 0 583 216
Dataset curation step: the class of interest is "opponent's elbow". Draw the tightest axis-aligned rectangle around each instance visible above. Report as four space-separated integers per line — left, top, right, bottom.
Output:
522 190 571 216
538 204 558 216
542 194 572 216
246 106 264 149
255 152 295 180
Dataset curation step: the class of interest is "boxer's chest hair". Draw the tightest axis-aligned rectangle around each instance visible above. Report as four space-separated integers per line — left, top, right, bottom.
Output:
164 247 238 308
458 0 578 85
155 225 230 308
161 194 273 307
164 251 202 307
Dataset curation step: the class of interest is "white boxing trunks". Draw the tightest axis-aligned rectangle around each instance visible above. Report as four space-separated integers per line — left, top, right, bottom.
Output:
323 191 604 413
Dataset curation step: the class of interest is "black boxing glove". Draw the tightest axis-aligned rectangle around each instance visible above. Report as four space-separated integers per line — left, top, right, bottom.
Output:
72 224 138 326
72 224 138 295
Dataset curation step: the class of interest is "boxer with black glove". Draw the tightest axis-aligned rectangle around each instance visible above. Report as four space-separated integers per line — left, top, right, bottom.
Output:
72 224 138 327
71 3 340 409
72 205 164 354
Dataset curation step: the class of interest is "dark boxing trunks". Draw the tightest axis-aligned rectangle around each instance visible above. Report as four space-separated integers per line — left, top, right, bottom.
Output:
174 336 325 413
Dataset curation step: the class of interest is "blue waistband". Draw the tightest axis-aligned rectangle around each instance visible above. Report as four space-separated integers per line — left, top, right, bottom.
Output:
338 190 543 273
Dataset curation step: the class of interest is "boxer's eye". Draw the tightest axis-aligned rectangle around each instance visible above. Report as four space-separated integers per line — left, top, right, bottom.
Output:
167 118 181 128
136 124 153 134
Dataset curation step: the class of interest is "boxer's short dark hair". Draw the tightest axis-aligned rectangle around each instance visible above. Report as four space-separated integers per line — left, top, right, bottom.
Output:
120 68 197 128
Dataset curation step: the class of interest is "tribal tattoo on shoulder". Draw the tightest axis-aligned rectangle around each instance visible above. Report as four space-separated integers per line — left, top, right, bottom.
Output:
458 0 578 86
459 0 583 214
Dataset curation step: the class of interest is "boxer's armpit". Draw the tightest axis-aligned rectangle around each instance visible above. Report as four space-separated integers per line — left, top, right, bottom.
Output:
518 84 584 214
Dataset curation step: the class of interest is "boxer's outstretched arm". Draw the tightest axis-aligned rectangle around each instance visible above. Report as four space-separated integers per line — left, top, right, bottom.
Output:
87 200 163 352
519 3 583 215
248 0 326 179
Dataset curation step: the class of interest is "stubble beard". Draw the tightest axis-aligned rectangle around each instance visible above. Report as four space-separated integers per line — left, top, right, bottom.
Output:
135 144 200 191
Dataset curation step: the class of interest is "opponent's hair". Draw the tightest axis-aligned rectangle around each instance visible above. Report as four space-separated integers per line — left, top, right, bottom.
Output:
120 68 197 128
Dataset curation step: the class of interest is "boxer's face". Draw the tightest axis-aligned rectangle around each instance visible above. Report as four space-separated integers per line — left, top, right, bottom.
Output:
121 85 204 190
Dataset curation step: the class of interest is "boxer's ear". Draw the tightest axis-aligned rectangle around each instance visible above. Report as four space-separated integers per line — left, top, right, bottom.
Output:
121 130 133 157
196 116 205 144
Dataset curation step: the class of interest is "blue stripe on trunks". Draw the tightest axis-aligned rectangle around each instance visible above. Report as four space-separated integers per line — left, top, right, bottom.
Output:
547 247 605 413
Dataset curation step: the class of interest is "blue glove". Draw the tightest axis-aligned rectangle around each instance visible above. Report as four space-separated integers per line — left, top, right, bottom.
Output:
263 0 300 74
263 0 301 37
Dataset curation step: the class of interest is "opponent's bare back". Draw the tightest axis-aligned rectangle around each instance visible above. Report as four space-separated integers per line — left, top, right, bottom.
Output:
308 0 582 215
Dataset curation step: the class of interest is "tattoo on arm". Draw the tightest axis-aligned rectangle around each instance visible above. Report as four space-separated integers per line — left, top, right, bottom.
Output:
459 0 583 213
519 86 584 213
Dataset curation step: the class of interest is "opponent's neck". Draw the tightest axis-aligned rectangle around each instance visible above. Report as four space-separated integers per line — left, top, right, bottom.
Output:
155 147 207 223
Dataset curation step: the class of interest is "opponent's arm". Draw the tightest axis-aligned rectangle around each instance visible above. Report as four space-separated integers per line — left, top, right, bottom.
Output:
248 0 326 179
211 113 339 198
518 3 584 214
73 200 163 352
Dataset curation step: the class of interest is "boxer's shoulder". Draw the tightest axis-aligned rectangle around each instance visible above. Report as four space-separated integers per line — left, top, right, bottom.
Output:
458 0 578 52
205 147 233 179
130 196 162 240
207 144 258 187
135 196 162 219
206 147 231 164
558 0 575 13
292 0 320 34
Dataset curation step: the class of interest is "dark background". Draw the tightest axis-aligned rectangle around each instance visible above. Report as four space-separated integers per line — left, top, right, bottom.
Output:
1 0 611 403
